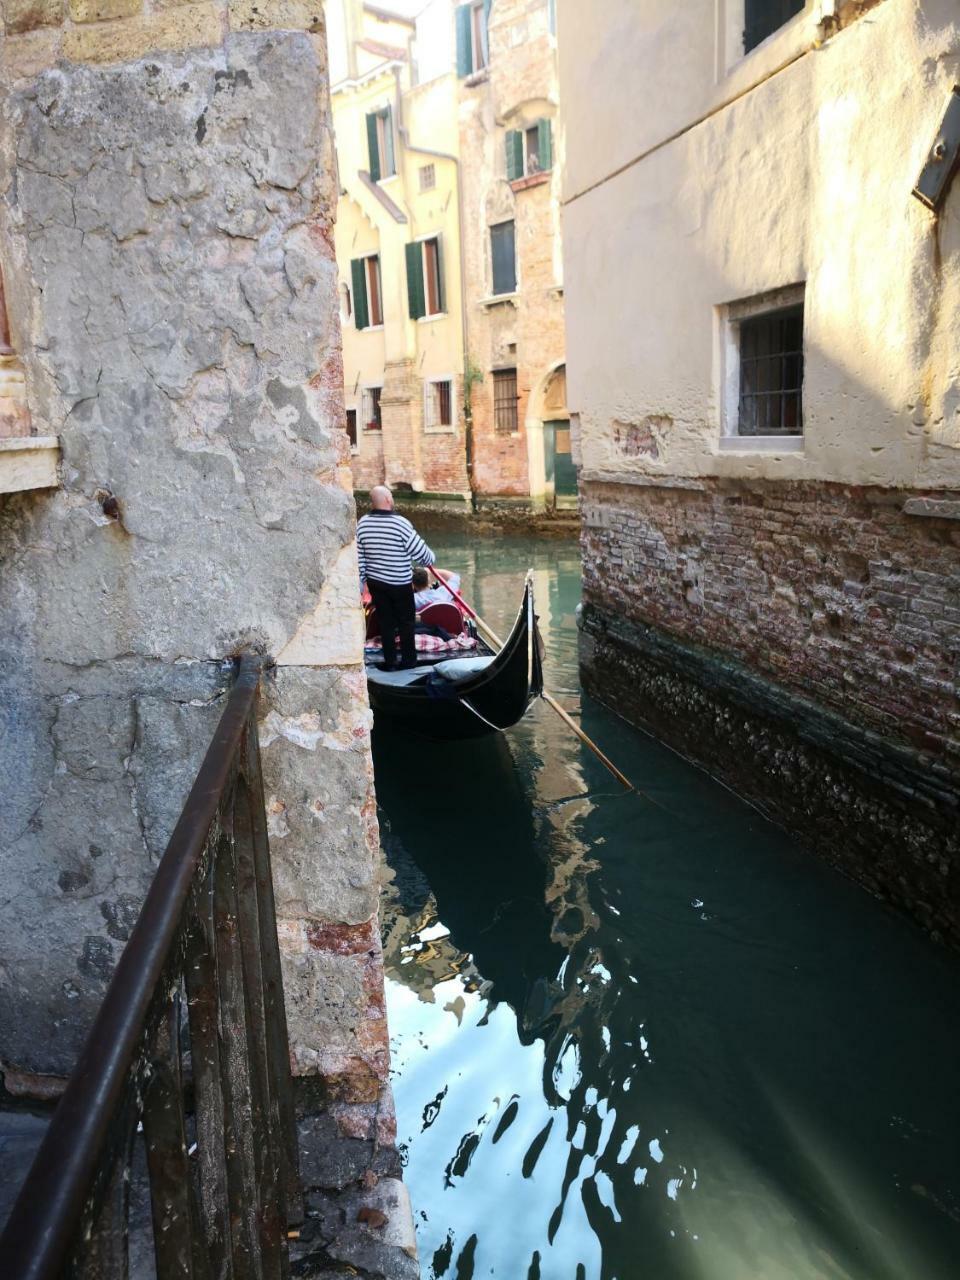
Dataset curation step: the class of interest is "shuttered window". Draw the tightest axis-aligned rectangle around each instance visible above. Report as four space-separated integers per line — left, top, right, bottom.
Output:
506 119 553 180
493 368 518 433
351 255 382 330
744 0 804 53
406 237 445 319
490 221 516 296
366 106 395 181
457 0 490 77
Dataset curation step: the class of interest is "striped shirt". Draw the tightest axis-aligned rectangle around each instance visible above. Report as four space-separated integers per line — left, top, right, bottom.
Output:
357 511 436 587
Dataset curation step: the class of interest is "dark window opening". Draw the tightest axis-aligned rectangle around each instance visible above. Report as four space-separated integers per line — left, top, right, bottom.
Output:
744 0 805 54
493 368 519 433
424 238 443 315
346 408 358 448
491 220 516 296
366 256 383 327
738 304 804 436
364 386 383 432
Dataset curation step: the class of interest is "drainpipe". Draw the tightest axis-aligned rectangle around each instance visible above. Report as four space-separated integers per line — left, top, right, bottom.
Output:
393 66 476 508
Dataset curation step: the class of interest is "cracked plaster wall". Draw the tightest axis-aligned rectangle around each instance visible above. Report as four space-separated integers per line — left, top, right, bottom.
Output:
0 26 384 1097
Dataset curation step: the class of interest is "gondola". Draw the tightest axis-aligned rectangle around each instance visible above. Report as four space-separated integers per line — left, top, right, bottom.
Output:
364 578 544 740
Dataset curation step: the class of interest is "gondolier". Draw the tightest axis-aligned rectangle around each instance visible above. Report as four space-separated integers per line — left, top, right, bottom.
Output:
357 485 436 671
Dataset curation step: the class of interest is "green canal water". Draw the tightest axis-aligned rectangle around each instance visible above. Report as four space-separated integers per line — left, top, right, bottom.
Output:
372 532 960 1280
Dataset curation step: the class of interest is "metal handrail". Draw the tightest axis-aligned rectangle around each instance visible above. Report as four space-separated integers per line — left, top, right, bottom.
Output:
0 653 301 1279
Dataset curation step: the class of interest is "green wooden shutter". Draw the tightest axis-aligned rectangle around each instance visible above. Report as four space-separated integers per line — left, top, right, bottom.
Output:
405 242 425 320
505 130 524 181
456 4 473 77
383 106 396 177
537 118 553 172
435 234 446 313
351 258 369 330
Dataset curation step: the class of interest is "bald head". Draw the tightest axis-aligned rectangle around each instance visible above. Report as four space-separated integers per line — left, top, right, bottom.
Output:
370 485 394 511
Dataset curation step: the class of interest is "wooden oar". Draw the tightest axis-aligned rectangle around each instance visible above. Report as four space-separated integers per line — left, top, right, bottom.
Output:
430 569 634 792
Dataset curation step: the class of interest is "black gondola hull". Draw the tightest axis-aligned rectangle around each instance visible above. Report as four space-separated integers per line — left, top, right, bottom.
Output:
364 581 543 741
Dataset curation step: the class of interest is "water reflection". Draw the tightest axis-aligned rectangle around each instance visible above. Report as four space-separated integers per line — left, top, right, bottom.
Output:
375 534 960 1280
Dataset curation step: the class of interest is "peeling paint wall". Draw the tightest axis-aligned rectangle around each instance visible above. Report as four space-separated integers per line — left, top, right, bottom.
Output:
0 5 388 1123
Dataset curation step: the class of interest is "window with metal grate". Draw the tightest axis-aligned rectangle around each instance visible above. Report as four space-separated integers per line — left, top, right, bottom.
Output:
737 305 804 436
493 368 519 433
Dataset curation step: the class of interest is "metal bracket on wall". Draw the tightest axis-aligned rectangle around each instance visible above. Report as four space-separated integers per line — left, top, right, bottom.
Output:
912 85 960 212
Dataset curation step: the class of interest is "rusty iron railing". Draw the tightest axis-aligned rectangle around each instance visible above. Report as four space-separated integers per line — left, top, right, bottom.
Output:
0 654 301 1279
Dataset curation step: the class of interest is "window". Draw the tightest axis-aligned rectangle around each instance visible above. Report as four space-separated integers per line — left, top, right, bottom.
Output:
490 221 516 296
339 281 352 325
737 305 804 436
345 408 358 450
493 368 518 433
456 0 489 77
547 0 556 36
506 120 553 181
361 386 383 432
424 379 454 430
350 255 383 329
419 163 436 192
744 0 804 54
366 106 396 182
405 236 445 319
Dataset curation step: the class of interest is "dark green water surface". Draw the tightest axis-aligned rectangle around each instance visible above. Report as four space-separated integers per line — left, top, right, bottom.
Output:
373 532 960 1280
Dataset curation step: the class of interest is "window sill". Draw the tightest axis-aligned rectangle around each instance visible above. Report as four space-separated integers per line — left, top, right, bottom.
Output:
417 312 447 325
362 427 384 435
423 425 457 435
463 69 490 88
718 435 804 454
510 171 551 193
358 324 385 333
479 293 518 310
0 435 60 494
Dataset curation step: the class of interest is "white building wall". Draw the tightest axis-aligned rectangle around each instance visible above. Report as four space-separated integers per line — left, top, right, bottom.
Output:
558 0 960 491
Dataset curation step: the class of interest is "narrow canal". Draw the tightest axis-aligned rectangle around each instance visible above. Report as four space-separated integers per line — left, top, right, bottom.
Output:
372 531 960 1280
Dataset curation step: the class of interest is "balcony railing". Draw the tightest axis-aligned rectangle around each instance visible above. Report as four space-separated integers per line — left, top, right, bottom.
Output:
0 654 301 1279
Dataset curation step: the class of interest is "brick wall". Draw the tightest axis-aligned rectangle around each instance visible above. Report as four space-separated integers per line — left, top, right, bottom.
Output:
580 475 960 942
582 478 960 767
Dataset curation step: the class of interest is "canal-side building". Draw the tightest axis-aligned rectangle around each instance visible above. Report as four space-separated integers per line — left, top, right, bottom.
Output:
328 0 571 511
0 3 415 1264
328 0 472 505
457 0 571 511
558 0 960 942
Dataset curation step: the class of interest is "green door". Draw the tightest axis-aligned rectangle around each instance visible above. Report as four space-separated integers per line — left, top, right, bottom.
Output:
544 419 577 505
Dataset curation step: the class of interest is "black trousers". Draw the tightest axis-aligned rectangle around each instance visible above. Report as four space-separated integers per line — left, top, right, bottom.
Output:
368 579 417 669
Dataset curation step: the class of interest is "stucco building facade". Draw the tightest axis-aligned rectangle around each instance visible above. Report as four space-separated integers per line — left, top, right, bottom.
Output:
0 2 415 1265
328 0 570 511
558 0 960 941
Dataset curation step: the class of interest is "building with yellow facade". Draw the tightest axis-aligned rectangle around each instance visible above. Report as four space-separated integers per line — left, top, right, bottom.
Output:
326 0 570 511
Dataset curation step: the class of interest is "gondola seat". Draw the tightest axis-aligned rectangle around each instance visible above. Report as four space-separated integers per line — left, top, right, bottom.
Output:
366 667 431 687
418 602 464 634
430 656 496 685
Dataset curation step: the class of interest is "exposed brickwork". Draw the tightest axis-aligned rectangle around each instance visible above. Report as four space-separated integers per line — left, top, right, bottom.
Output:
580 476 960 942
582 478 960 765
580 603 960 945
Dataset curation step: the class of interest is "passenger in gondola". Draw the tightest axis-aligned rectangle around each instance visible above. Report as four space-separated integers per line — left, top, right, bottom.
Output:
412 566 462 611
357 486 436 671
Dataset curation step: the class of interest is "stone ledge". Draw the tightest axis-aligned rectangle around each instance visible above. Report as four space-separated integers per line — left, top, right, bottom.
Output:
0 435 60 494
903 497 960 521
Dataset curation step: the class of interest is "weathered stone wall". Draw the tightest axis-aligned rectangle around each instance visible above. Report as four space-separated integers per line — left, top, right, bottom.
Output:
580 475 960 940
0 4 389 1127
